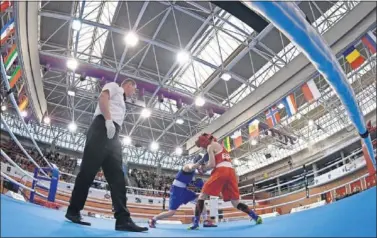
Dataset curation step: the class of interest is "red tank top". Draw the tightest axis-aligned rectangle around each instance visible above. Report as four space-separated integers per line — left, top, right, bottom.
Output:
214 147 232 165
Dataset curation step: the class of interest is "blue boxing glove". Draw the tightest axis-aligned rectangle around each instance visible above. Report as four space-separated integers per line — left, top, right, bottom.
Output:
193 178 204 189
202 153 209 164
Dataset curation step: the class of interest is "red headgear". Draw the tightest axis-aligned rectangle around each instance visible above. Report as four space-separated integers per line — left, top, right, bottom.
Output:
195 133 217 148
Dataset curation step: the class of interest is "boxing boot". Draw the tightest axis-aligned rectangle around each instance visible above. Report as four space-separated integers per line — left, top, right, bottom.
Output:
148 218 156 228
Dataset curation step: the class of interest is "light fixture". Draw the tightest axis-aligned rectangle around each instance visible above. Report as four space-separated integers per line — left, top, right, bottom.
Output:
122 136 132 145
1 104 7 112
278 103 285 109
175 147 183 155
72 19 82 31
68 122 77 132
267 144 273 150
221 73 231 81
308 119 314 127
251 139 258 146
177 50 190 64
67 90 76 97
296 113 302 120
20 110 28 117
195 96 205 107
124 31 139 47
141 108 151 118
66 58 78 71
176 118 184 124
150 141 159 151
43 116 51 125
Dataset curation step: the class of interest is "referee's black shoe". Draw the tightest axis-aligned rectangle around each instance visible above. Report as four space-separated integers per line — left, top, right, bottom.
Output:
65 211 91 226
115 217 148 232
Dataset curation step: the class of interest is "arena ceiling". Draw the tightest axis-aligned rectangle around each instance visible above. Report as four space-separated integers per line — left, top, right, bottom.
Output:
1 1 375 173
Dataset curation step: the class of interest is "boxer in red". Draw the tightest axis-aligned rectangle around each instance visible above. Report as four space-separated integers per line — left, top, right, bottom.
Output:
188 133 262 230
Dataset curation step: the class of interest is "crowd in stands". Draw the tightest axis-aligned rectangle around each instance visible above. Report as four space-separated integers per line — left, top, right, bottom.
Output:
129 168 203 194
1 139 77 181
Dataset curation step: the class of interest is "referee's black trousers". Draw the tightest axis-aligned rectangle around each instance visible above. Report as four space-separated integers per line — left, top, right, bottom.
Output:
68 115 130 219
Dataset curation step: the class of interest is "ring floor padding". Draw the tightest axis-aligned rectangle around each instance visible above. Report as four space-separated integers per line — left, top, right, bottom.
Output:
1 187 376 237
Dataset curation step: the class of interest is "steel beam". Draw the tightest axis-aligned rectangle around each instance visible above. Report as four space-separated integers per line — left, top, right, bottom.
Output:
186 2 377 154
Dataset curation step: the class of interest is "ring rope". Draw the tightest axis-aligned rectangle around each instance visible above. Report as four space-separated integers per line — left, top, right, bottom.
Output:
0 55 52 169
1 149 37 181
1 117 49 177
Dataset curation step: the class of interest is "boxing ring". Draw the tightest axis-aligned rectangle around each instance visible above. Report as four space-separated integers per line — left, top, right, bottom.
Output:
1 1 376 237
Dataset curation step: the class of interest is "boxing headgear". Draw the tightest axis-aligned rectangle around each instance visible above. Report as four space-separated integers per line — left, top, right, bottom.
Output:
195 133 216 148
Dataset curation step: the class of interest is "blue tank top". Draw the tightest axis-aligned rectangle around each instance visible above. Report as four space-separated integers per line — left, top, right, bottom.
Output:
175 169 195 185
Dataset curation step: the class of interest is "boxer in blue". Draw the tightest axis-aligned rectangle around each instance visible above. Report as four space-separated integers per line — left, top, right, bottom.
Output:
148 154 216 228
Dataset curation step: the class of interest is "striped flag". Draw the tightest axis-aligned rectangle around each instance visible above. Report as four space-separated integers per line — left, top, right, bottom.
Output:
265 106 281 128
232 130 243 148
4 44 17 71
223 136 231 152
1 18 15 45
9 66 22 88
18 95 29 111
0 1 12 12
301 79 321 103
248 120 259 137
361 30 376 54
282 94 297 117
343 46 365 70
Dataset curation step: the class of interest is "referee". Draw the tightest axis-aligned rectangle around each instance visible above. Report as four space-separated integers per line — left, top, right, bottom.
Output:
65 79 148 232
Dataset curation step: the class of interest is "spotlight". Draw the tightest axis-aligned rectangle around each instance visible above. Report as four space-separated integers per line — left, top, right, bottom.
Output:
195 96 205 107
296 113 302 120
308 119 314 127
1 104 7 112
278 103 285 109
67 90 76 97
267 144 273 150
72 19 82 31
68 122 77 132
66 58 78 71
124 31 139 47
21 110 28 117
150 141 159 151
43 116 51 125
251 139 258 146
175 147 183 155
176 118 184 124
177 50 190 64
79 73 86 81
158 94 164 103
122 136 132 145
141 108 151 118
221 73 231 81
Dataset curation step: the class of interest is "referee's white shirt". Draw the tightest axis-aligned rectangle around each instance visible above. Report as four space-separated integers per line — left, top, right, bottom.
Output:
94 82 126 126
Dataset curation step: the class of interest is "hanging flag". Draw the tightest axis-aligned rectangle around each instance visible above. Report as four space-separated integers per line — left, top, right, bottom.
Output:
248 120 259 138
361 30 376 54
282 94 297 117
223 136 231 152
17 82 25 97
1 18 15 45
18 95 29 111
301 79 321 103
0 1 12 12
343 46 365 70
265 106 281 128
9 66 22 88
232 130 243 148
4 44 17 71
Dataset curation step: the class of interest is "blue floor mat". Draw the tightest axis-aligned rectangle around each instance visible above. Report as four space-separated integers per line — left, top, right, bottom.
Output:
1 187 376 237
